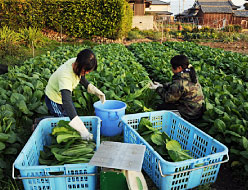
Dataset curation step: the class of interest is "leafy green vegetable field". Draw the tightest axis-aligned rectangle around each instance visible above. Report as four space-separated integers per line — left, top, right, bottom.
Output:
1 41 247 188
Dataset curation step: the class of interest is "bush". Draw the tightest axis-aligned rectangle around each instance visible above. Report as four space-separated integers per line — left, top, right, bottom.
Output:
183 25 193 32
19 27 49 48
141 30 162 40
116 0 133 39
0 26 20 57
0 26 57 66
150 31 162 41
0 0 133 40
127 30 145 40
201 26 215 33
233 25 242 33
223 25 235 32
239 33 248 41
192 27 200 33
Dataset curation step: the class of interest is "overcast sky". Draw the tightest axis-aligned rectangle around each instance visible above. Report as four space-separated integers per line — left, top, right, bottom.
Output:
165 0 245 15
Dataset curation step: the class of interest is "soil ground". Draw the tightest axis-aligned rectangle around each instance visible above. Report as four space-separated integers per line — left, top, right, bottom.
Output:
210 164 246 190
198 41 248 55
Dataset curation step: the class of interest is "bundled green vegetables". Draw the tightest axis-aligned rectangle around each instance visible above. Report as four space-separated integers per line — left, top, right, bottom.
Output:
137 118 192 162
39 120 96 165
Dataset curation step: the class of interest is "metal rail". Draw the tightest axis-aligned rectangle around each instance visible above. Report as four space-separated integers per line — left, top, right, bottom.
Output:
158 154 229 177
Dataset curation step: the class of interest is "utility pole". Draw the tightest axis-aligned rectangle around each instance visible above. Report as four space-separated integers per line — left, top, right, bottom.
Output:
179 0 181 14
183 0 185 12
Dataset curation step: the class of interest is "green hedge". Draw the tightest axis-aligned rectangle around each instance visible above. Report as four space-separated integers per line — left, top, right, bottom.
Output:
0 0 132 39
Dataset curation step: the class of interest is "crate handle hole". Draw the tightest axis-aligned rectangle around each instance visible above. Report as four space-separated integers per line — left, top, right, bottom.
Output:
48 171 64 176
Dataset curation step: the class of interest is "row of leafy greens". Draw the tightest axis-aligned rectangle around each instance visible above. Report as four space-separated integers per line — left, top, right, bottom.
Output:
1 41 247 184
0 43 159 180
128 41 248 181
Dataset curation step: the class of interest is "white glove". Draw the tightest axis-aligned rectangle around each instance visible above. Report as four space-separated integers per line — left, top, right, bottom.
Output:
87 84 106 104
69 116 93 141
149 81 163 90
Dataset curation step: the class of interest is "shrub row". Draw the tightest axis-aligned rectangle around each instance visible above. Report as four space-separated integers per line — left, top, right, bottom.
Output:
0 0 133 39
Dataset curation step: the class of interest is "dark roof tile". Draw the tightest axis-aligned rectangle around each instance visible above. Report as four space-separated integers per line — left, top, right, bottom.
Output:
234 10 248 17
201 6 233 13
149 0 170 5
196 0 240 9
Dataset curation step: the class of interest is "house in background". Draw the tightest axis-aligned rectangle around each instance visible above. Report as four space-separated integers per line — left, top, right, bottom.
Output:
233 10 248 28
145 0 173 22
128 0 172 30
129 0 145 16
177 0 248 29
128 0 153 30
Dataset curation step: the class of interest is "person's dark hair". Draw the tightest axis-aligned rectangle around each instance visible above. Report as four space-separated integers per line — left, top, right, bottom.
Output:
170 54 197 83
74 49 97 76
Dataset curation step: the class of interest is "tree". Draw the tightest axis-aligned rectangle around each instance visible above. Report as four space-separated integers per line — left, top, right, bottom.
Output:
245 0 248 10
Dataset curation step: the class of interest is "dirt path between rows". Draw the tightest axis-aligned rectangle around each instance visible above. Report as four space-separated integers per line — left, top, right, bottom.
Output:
198 41 248 55
123 39 248 55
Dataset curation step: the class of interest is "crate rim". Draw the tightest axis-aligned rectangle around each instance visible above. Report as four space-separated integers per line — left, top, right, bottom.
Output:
13 116 101 170
121 111 229 167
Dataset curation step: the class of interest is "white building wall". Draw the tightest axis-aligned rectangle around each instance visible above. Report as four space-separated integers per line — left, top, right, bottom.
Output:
132 16 154 30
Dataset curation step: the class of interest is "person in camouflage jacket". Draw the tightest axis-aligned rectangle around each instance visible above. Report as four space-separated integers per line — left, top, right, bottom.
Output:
149 54 204 121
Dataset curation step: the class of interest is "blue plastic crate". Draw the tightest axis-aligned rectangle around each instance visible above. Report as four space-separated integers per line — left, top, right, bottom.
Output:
121 111 229 190
13 116 101 190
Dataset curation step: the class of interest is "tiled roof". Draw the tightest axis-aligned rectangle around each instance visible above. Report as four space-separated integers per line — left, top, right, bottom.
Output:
201 5 233 13
199 2 232 6
196 0 240 9
149 0 170 5
233 10 248 17
153 11 173 15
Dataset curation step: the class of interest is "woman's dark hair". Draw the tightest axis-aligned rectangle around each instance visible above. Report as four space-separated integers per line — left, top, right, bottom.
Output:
74 49 97 76
170 54 197 83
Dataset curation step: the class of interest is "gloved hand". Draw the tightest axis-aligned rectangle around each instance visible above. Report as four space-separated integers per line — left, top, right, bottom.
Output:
149 81 163 90
87 84 106 104
69 116 93 141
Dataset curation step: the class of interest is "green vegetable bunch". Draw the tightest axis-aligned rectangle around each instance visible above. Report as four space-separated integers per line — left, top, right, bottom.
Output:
137 118 192 162
39 120 96 165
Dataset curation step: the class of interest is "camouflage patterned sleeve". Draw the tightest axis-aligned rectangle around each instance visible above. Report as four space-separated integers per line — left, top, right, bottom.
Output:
156 80 183 103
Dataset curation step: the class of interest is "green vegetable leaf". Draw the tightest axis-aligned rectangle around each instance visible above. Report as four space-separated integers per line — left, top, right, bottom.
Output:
35 104 48 114
52 127 74 136
151 133 164 146
6 131 17 144
206 102 214 110
4 147 17 155
0 133 9 142
241 137 248 150
0 142 6 151
224 130 241 137
167 150 192 162
138 118 153 133
166 140 181 151
214 119 226 133
240 151 248 159
56 134 81 144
